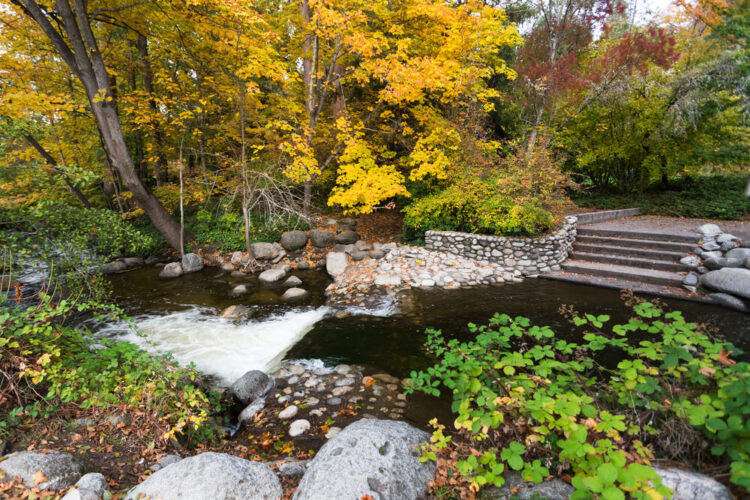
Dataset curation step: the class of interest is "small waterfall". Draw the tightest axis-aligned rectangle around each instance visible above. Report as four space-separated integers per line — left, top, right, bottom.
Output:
97 306 329 385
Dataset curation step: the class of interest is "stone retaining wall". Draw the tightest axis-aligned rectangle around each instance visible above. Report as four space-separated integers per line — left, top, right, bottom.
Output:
424 216 578 276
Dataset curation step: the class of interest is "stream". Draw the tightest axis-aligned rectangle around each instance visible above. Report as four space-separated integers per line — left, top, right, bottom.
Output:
99 266 750 387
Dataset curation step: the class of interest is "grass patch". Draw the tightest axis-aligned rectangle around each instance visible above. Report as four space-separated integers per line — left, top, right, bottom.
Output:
572 175 750 220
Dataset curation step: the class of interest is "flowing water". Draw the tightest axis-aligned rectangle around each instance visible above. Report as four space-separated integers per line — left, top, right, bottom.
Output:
100 266 750 387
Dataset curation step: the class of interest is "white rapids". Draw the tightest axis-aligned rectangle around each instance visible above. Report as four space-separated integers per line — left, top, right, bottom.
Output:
97 306 329 384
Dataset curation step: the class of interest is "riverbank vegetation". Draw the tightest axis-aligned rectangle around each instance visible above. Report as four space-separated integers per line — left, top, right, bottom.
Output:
408 293 750 498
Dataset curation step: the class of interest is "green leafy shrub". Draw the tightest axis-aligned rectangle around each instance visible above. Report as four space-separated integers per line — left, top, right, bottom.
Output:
0 293 220 446
403 147 569 239
572 174 750 220
407 301 750 498
188 208 309 251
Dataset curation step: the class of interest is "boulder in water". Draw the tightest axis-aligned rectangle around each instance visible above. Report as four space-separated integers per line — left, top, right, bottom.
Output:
125 452 281 500
221 305 253 319
259 267 288 283
182 253 203 273
282 276 303 287
101 260 127 274
281 287 309 301
122 257 144 268
701 268 750 299
230 370 274 405
159 262 183 279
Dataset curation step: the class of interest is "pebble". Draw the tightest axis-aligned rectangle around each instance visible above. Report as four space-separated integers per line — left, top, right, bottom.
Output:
332 386 352 396
287 364 305 376
326 397 342 405
335 364 352 375
288 419 310 437
304 397 320 406
310 409 325 417
287 376 299 385
334 377 355 387
278 405 299 420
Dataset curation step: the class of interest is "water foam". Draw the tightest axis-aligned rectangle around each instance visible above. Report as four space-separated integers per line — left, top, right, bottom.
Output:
97 306 329 384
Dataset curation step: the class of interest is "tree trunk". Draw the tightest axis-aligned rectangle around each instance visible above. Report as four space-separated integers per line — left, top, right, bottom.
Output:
746 175 750 197
24 134 92 208
303 180 312 216
137 34 169 186
16 0 183 250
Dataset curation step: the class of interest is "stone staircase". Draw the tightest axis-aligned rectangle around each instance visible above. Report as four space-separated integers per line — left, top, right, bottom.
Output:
546 227 697 289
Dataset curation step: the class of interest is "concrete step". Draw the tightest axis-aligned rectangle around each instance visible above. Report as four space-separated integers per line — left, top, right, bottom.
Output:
575 235 695 253
541 272 710 304
577 227 698 243
561 260 684 287
573 243 685 262
570 252 688 272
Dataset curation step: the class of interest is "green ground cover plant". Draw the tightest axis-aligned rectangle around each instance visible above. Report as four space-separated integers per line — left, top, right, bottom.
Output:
0 292 220 447
407 297 750 499
572 175 750 220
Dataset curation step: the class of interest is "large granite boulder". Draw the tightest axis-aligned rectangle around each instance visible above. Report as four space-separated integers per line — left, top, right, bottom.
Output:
250 242 277 260
326 252 348 277
125 452 281 500
726 247 750 262
478 472 574 499
229 370 274 405
0 451 86 491
310 229 335 248
293 419 435 500
182 253 204 273
701 268 750 299
655 467 732 500
158 262 183 279
281 231 308 251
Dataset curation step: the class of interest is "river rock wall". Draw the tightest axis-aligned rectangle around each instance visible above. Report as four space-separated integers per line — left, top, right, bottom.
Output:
424 216 578 276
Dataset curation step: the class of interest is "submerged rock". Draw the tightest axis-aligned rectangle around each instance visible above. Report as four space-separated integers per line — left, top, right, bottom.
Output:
281 287 309 301
221 304 253 319
0 451 86 491
282 275 303 287
159 262 183 279
125 452 281 500
293 419 435 500
708 292 750 313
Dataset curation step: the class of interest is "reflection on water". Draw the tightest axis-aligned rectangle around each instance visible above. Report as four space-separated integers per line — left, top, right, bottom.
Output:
102 266 750 384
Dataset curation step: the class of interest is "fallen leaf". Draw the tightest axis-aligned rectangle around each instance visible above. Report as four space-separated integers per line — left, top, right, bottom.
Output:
32 470 47 486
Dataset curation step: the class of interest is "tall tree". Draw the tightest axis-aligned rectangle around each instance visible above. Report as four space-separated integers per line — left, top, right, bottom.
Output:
10 0 184 249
